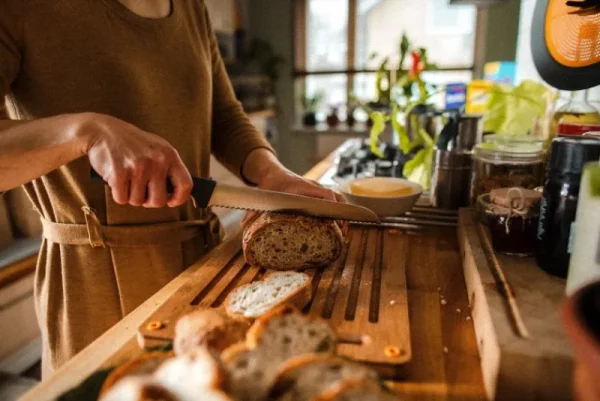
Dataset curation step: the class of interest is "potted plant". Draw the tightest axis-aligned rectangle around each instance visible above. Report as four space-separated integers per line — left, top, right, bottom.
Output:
301 91 324 127
326 105 340 127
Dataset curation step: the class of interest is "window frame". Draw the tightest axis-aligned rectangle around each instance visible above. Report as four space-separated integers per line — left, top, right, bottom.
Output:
293 0 485 106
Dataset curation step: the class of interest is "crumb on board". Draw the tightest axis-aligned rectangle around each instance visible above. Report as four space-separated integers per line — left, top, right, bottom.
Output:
456 308 461 313
443 347 449 354
384 345 402 358
390 300 397 306
440 299 447 305
437 287 441 292
389 229 399 235
146 321 163 331
362 335 373 346
466 316 471 321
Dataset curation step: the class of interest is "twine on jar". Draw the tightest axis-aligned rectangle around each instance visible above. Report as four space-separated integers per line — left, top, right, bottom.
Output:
489 187 530 235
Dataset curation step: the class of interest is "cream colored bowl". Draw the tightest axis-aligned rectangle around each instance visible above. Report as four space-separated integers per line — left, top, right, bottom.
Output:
339 177 423 217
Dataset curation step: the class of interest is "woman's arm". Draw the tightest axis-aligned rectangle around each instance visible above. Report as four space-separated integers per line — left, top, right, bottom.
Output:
0 112 193 208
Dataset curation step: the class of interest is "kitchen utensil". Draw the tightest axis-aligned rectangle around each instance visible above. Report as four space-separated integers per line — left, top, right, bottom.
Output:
338 177 423 217
532 0 600 90
90 170 380 223
430 150 472 209
138 226 412 376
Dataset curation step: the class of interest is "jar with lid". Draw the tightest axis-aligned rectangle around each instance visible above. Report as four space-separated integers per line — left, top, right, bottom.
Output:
551 90 600 140
478 187 542 256
536 138 600 278
470 136 546 203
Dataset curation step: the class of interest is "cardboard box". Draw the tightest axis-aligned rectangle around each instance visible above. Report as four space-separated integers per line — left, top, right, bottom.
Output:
5 188 42 238
0 196 14 250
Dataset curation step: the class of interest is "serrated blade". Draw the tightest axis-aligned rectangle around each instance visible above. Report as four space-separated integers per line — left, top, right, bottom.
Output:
204 182 380 223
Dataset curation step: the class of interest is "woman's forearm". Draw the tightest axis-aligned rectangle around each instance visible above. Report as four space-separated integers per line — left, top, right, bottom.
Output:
0 114 91 191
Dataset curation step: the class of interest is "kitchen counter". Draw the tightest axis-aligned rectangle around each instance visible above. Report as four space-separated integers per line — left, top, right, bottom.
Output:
19 144 487 401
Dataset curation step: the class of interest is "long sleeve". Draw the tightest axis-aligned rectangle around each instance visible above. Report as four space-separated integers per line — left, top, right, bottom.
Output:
202 7 275 181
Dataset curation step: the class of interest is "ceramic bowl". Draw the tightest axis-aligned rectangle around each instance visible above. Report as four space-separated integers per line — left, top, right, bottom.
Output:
339 177 423 217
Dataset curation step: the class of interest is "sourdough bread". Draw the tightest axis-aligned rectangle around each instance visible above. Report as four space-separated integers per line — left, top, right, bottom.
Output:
242 214 344 270
225 272 312 320
99 352 173 397
313 379 399 401
174 309 250 355
222 307 336 401
153 348 226 396
269 354 380 401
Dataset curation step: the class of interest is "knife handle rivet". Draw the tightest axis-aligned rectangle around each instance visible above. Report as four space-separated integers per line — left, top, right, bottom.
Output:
146 321 164 331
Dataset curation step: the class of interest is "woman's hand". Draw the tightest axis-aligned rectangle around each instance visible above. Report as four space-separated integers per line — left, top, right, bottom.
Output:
83 113 192 208
240 148 346 226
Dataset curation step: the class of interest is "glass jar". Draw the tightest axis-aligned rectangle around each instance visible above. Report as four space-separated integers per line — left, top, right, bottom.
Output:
551 90 600 141
477 188 542 256
470 138 546 203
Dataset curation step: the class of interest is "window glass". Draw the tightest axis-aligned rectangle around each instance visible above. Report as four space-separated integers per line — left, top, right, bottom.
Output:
307 0 349 71
306 74 348 117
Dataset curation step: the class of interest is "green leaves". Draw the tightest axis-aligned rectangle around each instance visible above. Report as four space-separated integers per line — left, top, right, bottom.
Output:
369 111 390 158
482 80 548 135
403 146 435 190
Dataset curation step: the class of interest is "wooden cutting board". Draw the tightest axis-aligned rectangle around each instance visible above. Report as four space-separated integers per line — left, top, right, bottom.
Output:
138 225 412 376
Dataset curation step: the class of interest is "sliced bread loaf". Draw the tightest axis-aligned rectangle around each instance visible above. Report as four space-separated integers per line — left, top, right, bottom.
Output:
99 352 173 397
222 307 336 401
174 308 250 355
269 354 380 401
225 271 312 320
153 348 226 397
313 379 399 401
242 214 344 270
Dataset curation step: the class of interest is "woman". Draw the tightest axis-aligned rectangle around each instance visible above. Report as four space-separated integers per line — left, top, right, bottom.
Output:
0 0 340 376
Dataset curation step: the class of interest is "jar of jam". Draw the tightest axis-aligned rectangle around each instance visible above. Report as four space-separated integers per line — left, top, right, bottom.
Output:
470 136 546 203
478 187 542 256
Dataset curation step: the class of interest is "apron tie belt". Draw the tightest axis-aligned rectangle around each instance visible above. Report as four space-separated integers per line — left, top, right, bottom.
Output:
41 207 216 248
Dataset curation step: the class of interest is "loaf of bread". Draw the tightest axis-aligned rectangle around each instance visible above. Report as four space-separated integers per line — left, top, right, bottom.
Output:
222 306 336 401
269 354 381 401
174 309 250 355
225 271 312 321
99 352 173 397
242 214 344 270
313 379 399 401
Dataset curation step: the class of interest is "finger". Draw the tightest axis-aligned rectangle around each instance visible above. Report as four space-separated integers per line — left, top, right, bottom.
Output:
129 169 150 207
294 183 337 201
241 211 259 227
108 171 129 205
167 159 193 208
334 191 348 203
143 175 168 208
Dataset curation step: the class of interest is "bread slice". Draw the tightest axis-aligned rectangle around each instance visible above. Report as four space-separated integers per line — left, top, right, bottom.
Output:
99 377 179 401
269 354 381 401
222 307 337 401
174 308 250 355
242 214 344 270
225 271 312 320
313 379 399 401
99 352 173 397
100 376 234 401
154 348 226 398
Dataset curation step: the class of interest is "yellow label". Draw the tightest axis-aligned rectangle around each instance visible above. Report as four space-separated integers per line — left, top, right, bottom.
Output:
466 80 493 114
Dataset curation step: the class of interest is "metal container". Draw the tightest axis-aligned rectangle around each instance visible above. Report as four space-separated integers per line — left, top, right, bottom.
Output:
430 150 473 209
452 114 483 151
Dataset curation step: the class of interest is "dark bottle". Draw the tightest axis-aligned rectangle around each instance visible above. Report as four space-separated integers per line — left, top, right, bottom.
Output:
536 137 600 277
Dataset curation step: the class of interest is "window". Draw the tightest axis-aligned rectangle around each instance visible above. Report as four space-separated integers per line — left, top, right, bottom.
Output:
295 0 479 118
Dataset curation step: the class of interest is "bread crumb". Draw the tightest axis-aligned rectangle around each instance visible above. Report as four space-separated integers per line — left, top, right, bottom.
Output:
443 347 448 354
440 299 447 305
456 308 461 313
390 300 397 306
361 335 373 346
384 345 401 358
466 316 471 321
437 287 441 292
389 229 399 235
146 321 163 331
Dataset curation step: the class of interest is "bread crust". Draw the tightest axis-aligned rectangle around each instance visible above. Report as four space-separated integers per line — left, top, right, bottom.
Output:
245 305 335 350
242 213 344 270
99 352 173 397
224 272 312 322
174 308 250 355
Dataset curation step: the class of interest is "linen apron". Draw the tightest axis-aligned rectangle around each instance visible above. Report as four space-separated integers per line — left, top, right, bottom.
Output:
0 0 273 377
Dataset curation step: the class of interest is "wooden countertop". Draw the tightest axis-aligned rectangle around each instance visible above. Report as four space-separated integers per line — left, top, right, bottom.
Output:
20 145 486 401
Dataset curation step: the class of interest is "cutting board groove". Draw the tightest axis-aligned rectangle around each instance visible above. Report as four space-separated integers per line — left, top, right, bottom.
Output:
138 226 411 375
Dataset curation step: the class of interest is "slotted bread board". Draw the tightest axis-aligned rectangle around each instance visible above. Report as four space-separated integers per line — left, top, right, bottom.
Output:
138 226 411 373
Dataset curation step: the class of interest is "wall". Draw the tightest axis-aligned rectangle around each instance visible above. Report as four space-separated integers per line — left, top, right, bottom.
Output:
247 0 317 174
481 0 522 65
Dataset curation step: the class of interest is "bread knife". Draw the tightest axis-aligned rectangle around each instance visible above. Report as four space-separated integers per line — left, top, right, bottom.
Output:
90 170 380 223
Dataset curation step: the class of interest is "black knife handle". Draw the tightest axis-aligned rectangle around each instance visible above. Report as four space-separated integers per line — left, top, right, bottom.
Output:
90 169 216 208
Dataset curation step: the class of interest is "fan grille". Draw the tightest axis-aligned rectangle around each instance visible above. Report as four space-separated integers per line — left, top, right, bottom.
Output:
546 0 600 67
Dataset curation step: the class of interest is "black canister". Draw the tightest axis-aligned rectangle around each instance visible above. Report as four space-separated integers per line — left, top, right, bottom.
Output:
536 137 600 277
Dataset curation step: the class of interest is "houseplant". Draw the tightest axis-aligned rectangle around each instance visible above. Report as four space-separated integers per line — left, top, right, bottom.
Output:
301 91 324 127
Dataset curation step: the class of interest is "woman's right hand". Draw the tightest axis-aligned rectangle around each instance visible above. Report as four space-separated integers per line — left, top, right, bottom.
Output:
81 113 193 208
